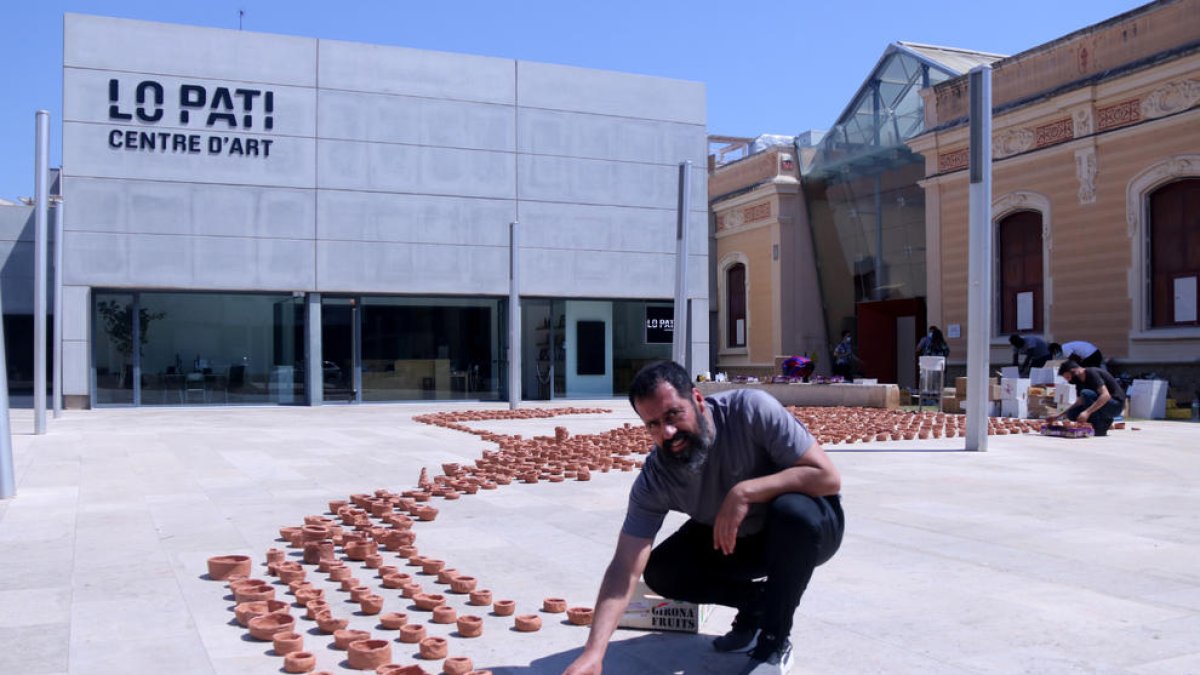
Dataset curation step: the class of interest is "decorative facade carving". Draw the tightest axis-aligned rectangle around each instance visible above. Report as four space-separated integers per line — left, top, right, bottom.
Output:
1072 107 1094 137
1126 155 1200 233
993 191 1050 221
1140 79 1200 119
938 148 969 173
743 202 771 223
1035 118 1074 147
1075 147 1097 205
1098 99 1141 131
993 128 1035 158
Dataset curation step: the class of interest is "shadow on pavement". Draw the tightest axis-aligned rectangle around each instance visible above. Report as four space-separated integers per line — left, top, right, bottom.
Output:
486 631 746 674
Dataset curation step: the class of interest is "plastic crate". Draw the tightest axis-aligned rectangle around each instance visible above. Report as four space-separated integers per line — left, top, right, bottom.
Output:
1040 423 1094 438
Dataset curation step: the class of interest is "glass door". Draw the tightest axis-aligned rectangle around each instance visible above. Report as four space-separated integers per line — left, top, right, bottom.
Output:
321 297 359 402
93 291 137 405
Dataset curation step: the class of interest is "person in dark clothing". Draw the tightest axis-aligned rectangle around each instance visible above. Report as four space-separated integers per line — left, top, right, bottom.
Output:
916 326 950 358
1048 362 1126 436
832 331 855 382
563 361 844 675
1009 334 1051 376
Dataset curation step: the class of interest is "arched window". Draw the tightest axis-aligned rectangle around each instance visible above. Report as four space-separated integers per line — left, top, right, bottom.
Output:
726 263 747 348
997 210 1044 333
1148 178 1200 327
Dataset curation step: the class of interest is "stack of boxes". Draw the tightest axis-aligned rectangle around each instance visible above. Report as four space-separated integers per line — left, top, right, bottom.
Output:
942 376 1002 415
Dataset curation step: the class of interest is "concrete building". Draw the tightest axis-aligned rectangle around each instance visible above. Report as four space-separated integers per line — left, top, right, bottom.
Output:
908 0 1200 394
6 14 710 408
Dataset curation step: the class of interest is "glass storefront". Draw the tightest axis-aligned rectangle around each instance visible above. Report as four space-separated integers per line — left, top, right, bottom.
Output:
93 290 305 406
92 290 667 406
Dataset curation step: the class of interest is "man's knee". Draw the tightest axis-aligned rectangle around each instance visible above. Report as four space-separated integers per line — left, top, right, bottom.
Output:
643 547 679 598
767 493 828 537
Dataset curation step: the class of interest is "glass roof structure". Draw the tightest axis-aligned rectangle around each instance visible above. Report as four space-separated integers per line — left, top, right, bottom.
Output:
806 42 1002 178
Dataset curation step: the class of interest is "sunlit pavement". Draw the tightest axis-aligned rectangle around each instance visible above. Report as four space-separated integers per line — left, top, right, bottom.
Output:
1 402 1198 674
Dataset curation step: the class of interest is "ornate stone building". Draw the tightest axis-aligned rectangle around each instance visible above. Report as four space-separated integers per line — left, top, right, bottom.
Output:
908 0 1200 392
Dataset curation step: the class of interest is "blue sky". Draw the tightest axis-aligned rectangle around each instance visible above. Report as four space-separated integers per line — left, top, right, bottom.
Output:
0 0 1147 199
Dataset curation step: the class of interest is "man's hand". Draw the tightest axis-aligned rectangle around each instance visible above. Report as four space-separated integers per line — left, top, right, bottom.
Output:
563 650 604 675
1045 412 1060 423
713 484 750 555
1077 410 1090 424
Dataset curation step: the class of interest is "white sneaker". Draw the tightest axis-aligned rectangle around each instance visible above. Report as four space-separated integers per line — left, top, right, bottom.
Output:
738 637 793 675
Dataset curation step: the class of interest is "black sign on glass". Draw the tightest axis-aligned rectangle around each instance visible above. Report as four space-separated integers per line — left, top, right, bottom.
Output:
577 321 606 376
645 306 674 344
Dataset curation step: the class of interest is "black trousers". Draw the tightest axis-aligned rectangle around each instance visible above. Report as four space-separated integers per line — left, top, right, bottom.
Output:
643 493 844 639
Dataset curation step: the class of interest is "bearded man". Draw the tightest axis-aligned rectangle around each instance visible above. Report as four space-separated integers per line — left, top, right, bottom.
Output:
563 361 845 675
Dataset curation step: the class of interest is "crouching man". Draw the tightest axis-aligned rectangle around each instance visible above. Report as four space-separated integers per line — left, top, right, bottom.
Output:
563 361 845 675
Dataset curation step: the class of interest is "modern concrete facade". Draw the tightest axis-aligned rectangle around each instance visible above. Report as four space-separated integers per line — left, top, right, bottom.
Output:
49 14 709 407
908 0 1200 395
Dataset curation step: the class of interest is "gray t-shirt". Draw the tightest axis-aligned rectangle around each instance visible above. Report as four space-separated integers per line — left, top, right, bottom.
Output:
621 388 816 540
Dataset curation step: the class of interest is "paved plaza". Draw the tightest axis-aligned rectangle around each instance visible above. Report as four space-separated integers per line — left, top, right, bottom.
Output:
1 400 1198 674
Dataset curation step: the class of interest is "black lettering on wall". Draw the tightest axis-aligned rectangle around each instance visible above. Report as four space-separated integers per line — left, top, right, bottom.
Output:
206 87 237 127
108 79 132 121
179 84 206 125
135 81 164 122
264 91 274 130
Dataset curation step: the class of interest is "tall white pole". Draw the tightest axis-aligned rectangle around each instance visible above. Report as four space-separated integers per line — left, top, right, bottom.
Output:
508 221 521 409
965 66 993 452
52 196 64 418
0 289 15 498
33 111 50 435
672 161 692 370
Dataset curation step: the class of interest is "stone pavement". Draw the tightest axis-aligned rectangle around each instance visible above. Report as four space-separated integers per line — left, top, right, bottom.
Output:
1 401 1198 674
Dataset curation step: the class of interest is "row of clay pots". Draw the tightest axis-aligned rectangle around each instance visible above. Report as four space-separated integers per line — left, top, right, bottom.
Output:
784 406 1044 445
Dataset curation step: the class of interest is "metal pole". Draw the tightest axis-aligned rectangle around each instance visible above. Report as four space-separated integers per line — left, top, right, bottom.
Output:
52 196 64 417
0 289 15 498
508 221 521 409
33 111 49 434
965 66 993 452
306 293 323 405
672 161 692 370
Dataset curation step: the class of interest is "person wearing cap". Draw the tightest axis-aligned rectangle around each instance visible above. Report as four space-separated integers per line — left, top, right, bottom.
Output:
1009 334 1051 376
1048 361 1126 436
1049 340 1104 368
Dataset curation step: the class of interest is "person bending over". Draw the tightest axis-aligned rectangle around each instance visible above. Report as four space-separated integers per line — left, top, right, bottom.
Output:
1047 361 1125 436
563 361 845 675
1009 333 1051 376
1048 340 1104 369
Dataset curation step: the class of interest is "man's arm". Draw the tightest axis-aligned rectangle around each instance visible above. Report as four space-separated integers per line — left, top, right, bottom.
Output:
1075 384 1112 423
712 441 840 555
563 532 653 675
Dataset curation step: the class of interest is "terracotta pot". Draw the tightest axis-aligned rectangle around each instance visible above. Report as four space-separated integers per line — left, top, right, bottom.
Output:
317 558 341 573
234 599 289 627
364 554 384 569
467 589 492 606
234 582 276 604
328 499 348 514
398 623 427 643
273 631 304 655
382 573 411 589
350 586 373 603
302 524 331 542
333 628 371 650
420 559 446 575
401 582 423 598
359 594 384 615
266 548 286 564
418 636 449 660
567 607 594 626
377 666 430 675
396 545 419 559
287 579 313 594
456 614 483 638
277 562 306 584
443 656 474 675
341 577 362 591
248 611 296 641
379 611 408 630
207 554 252 580
329 566 352 582
282 651 316 673
542 598 567 613
315 611 348 634
448 576 476 594
432 605 457 624
416 507 439 522
492 599 516 616
294 587 324 606
413 593 446 611
347 638 392 670
407 555 427 568
304 600 329 620
514 614 542 632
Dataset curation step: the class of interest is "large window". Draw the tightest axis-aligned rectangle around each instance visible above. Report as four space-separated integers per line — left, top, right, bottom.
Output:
997 210 1044 334
726 263 747 348
93 291 305 406
1149 179 1200 327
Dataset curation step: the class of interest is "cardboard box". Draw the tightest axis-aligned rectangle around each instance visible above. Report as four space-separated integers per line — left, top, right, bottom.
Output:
955 377 968 399
989 383 1002 401
1030 367 1056 385
1000 366 1020 380
1000 378 1030 401
619 580 712 633
1001 397 1029 418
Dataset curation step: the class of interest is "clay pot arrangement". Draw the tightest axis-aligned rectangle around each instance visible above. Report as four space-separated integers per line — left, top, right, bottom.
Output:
782 406 1042 445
